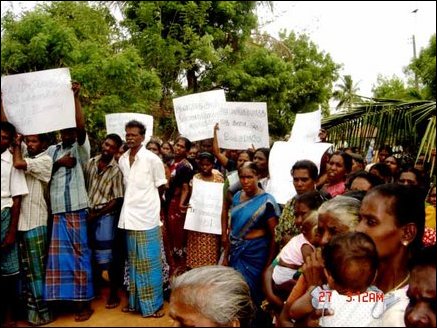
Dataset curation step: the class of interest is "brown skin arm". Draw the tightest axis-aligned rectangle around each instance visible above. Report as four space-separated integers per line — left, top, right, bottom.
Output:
52 152 77 173
88 198 123 222
302 248 325 287
72 82 86 145
179 182 191 213
220 191 232 259
264 216 279 270
212 123 229 168
12 135 27 170
1 196 21 248
262 263 284 310
301 244 315 263
288 286 317 321
1 92 7 122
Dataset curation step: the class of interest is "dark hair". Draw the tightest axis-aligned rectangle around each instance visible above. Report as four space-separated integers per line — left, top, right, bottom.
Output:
1 121 16 139
408 244 436 270
295 191 325 210
238 161 259 176
175 136 192 153
161 141 174 152
370 163 393 183
342 190 367 202
198 152 215 163
346 170 384 190
367 184 425 254
125 120 146 136
291 160 319 181
146 140 161 151
254 147 270 162
399 167 424 187
323 231 379 291
378 145 392 156
238 150 253 161
26 133 51 145
106 133 123 148
330 151 353 173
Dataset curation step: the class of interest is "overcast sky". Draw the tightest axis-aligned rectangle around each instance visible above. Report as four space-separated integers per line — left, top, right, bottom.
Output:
2 1 436 99
258 1 436 98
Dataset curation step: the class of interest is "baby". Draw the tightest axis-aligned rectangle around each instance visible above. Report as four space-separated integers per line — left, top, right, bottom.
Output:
289 231 385 327
272 211 319 287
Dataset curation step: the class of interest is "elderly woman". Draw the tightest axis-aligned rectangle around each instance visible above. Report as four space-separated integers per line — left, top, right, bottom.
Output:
284 184 427 327
223 162 281 306
169 265 255 327
278 195 361 326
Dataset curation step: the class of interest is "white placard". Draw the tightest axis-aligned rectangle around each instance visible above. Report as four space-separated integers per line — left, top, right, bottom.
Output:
105 113 153 142
288 109 322 143
269 141 332 204
217 102 269 150
1 68 76 135
184 178 224 235
173 90 226 142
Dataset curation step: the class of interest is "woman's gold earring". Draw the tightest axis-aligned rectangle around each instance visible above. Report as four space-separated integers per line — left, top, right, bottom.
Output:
402 241 408 246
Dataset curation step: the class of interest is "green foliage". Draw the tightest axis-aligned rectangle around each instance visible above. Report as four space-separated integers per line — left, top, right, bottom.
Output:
202 31 340 136
1 1 161 152
408 34 436 100
332 75 362 110
1 1 340 143
371 74 421 100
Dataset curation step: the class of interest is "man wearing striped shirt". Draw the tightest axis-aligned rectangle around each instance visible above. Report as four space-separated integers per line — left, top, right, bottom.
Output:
12 132 53 326
84 133 124 309
45 82 94 322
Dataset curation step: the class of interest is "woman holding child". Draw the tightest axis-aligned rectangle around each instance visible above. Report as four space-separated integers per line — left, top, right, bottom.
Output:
280 184 425 327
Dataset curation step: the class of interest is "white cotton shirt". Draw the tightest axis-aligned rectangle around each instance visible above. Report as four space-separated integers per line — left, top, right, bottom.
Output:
18 150 53 231
380 285 409 327
311 285 385 327
118 146 167 231
1 149 28 210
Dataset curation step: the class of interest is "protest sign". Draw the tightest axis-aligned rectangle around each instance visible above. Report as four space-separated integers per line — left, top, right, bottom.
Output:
269 141 332 204
105 113 153 142
217 102 269 150
184 178 224 235
173 90 226 141
288 109 322 143
1 68 76 134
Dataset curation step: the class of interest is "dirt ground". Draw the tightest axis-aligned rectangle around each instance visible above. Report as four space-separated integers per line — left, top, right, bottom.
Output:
14 286 173 327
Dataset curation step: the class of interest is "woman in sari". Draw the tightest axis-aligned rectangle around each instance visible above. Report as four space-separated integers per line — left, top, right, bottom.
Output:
225 162 281 306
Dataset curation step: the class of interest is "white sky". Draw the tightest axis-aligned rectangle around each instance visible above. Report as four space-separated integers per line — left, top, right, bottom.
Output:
2 1 436 99
258 1 436 98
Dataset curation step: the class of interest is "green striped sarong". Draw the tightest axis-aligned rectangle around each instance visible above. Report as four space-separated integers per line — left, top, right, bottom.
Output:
1 208 19 276
127 226 163 317
19 226 53 325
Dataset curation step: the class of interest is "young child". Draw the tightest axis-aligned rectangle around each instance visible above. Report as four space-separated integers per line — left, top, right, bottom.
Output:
289 231 385 327
272 211 319 287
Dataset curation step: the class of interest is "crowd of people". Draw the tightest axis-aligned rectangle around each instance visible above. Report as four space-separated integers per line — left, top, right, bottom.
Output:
1 83 436 327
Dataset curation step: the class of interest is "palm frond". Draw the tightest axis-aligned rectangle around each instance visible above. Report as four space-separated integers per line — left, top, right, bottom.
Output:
322 99 436 171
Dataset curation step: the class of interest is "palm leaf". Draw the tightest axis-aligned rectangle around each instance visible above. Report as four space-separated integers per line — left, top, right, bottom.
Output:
322 99 436 171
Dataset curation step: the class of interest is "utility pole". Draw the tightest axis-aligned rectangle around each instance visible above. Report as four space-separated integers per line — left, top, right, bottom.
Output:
411 9 419 90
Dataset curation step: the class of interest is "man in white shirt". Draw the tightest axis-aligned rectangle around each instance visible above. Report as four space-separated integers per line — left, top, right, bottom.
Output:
118 120 167 318
1 120 28 326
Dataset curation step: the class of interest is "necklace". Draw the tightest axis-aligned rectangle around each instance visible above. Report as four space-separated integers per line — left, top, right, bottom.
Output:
391 273 410 292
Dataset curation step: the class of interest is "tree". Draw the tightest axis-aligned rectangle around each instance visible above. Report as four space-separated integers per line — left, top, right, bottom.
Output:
1 1 161 151
332 75 361 110
201 31 340 137
407 34 436 100
371 74 420 100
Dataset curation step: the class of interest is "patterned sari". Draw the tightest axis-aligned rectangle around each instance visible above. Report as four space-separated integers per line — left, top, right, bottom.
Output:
229 191 280 305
